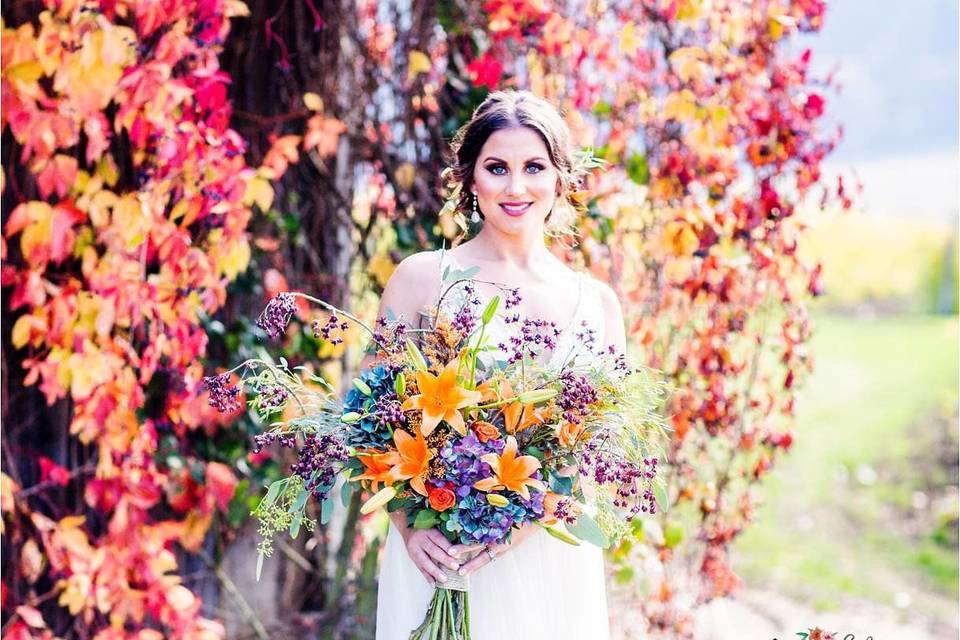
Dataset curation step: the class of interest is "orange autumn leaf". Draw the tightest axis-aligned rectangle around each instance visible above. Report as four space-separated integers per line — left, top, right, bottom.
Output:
473 435 546 500
400 358 481 436
304 115 347 157
386 429 431 496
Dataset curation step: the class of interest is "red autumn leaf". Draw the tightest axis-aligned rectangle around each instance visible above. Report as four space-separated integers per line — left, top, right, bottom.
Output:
466 53 503 90
32 154 78 200
204 462 237 512
37 457 70 487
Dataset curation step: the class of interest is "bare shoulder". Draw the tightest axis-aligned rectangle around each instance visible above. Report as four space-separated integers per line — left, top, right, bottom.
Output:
582 274 627 352
378 250 443 323
389 249 443 286
584 275 623 312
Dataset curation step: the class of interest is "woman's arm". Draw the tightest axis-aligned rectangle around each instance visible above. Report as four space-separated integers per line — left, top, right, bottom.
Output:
360 251 477 584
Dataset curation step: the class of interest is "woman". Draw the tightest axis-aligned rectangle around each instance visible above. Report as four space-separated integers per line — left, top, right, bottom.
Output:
372 90 627 640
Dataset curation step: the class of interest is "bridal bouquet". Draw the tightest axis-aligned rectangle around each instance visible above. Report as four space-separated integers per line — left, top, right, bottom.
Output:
205 264 669 639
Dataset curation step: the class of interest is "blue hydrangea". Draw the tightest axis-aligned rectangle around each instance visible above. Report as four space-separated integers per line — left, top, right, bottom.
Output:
440 432 545 545
343 364 404 449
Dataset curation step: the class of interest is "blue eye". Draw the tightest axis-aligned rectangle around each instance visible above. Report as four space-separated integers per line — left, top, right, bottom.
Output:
487 163 545 175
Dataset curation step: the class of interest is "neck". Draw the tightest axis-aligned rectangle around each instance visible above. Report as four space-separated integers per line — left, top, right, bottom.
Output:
471 224 551 269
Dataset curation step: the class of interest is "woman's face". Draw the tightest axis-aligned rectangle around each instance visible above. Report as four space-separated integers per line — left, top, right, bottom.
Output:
471 126 560 236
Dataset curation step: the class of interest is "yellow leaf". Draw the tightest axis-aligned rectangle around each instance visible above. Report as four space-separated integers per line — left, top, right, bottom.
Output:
407 50 431 80
243 175 274 212
619 21 641 57
16 604 46 629
5 61 44 82
663 89 698 122
303 91 323 112
224 0 251 17
669 46 708 83
394 162 416 191
21 539 44 583
367 252 396 287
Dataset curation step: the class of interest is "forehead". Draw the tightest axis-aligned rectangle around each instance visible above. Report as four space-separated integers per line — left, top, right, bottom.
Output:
477 126 550 161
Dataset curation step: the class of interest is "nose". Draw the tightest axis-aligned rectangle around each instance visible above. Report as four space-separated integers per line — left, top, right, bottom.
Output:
504 173 526 197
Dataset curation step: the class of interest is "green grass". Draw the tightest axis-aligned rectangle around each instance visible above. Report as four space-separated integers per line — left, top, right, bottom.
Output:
732 312 959 616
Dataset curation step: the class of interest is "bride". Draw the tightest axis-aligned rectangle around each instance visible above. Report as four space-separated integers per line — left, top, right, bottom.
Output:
370 90 626 640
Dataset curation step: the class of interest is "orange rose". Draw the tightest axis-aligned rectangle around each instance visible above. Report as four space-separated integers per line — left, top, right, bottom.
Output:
471 420 501 443
428 486 456 512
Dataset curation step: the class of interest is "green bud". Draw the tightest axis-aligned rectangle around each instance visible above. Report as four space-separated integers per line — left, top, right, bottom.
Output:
516 388 558 404
394 373 406 397
543 523 581 546
341 412 362 423
486 494 509 508
353 378 372 396
405 338 428 371
481 295 501 325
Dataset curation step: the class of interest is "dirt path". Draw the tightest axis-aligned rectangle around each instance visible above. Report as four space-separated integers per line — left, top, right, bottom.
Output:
610 587 958 640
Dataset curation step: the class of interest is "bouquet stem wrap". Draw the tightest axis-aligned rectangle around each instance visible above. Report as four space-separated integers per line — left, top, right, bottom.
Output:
408 550 480 639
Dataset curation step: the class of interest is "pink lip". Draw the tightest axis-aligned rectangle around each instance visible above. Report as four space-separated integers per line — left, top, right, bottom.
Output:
500 202 533 216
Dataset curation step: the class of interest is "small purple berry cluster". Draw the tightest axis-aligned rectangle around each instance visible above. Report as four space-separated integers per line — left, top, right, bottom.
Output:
557 371 599 425
312 313 349 345
252 430 297 453
259 385 289 410
372 318 408 361
203 372 241 413
552 497 579 525
291 433 349 500
373 392 405 429
499 318 560 364
580 442 659 517
451 303 477 336
573 320 598 352
257 293 298 340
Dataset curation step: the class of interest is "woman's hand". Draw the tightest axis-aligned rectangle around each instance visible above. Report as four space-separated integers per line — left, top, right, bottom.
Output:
456 522 538 578
393 513 483 586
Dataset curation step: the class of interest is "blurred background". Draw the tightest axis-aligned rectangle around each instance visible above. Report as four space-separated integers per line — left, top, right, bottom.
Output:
1 1 956 639
698 2 959 638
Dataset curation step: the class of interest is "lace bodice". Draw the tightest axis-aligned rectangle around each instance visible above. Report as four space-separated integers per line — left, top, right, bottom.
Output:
433 249 606 371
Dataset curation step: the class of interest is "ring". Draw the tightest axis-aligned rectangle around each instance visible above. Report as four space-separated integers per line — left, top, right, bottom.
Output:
485 547 497 561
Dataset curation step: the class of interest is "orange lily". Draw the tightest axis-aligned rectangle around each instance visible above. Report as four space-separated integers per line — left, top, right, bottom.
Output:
386 429 431 496
401 358 482 436
557 421 587 448
354 449 399 491
498 379 550 434
473 436 546 500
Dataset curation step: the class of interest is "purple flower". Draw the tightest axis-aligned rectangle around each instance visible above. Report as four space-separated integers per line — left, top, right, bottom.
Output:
579 440 660 518
290 433 349 500
203 372 241 413
257 293 298 340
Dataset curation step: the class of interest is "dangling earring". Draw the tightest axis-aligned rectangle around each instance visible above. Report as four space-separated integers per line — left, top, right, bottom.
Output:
471 193 481 223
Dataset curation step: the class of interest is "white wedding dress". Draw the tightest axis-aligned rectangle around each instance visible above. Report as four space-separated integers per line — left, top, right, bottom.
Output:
375 250 611 640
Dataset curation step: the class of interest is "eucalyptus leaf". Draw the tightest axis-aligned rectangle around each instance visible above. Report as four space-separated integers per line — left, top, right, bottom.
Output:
567 512 610 548
321 493 335 525
653 480 669 514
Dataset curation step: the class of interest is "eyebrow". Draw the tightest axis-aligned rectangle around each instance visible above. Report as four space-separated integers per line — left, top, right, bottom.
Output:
482 156 548 163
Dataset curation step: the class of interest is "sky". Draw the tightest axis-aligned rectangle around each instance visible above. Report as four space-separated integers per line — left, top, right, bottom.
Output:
795 0 959 220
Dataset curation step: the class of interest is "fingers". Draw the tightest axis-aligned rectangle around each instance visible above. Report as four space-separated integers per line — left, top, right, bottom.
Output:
448 542 485 558
426 529 455 555
457 544 503 577
422 538 461 571
411 545 448 585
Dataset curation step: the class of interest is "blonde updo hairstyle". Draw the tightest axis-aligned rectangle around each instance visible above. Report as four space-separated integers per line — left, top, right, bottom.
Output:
442 90 588 238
